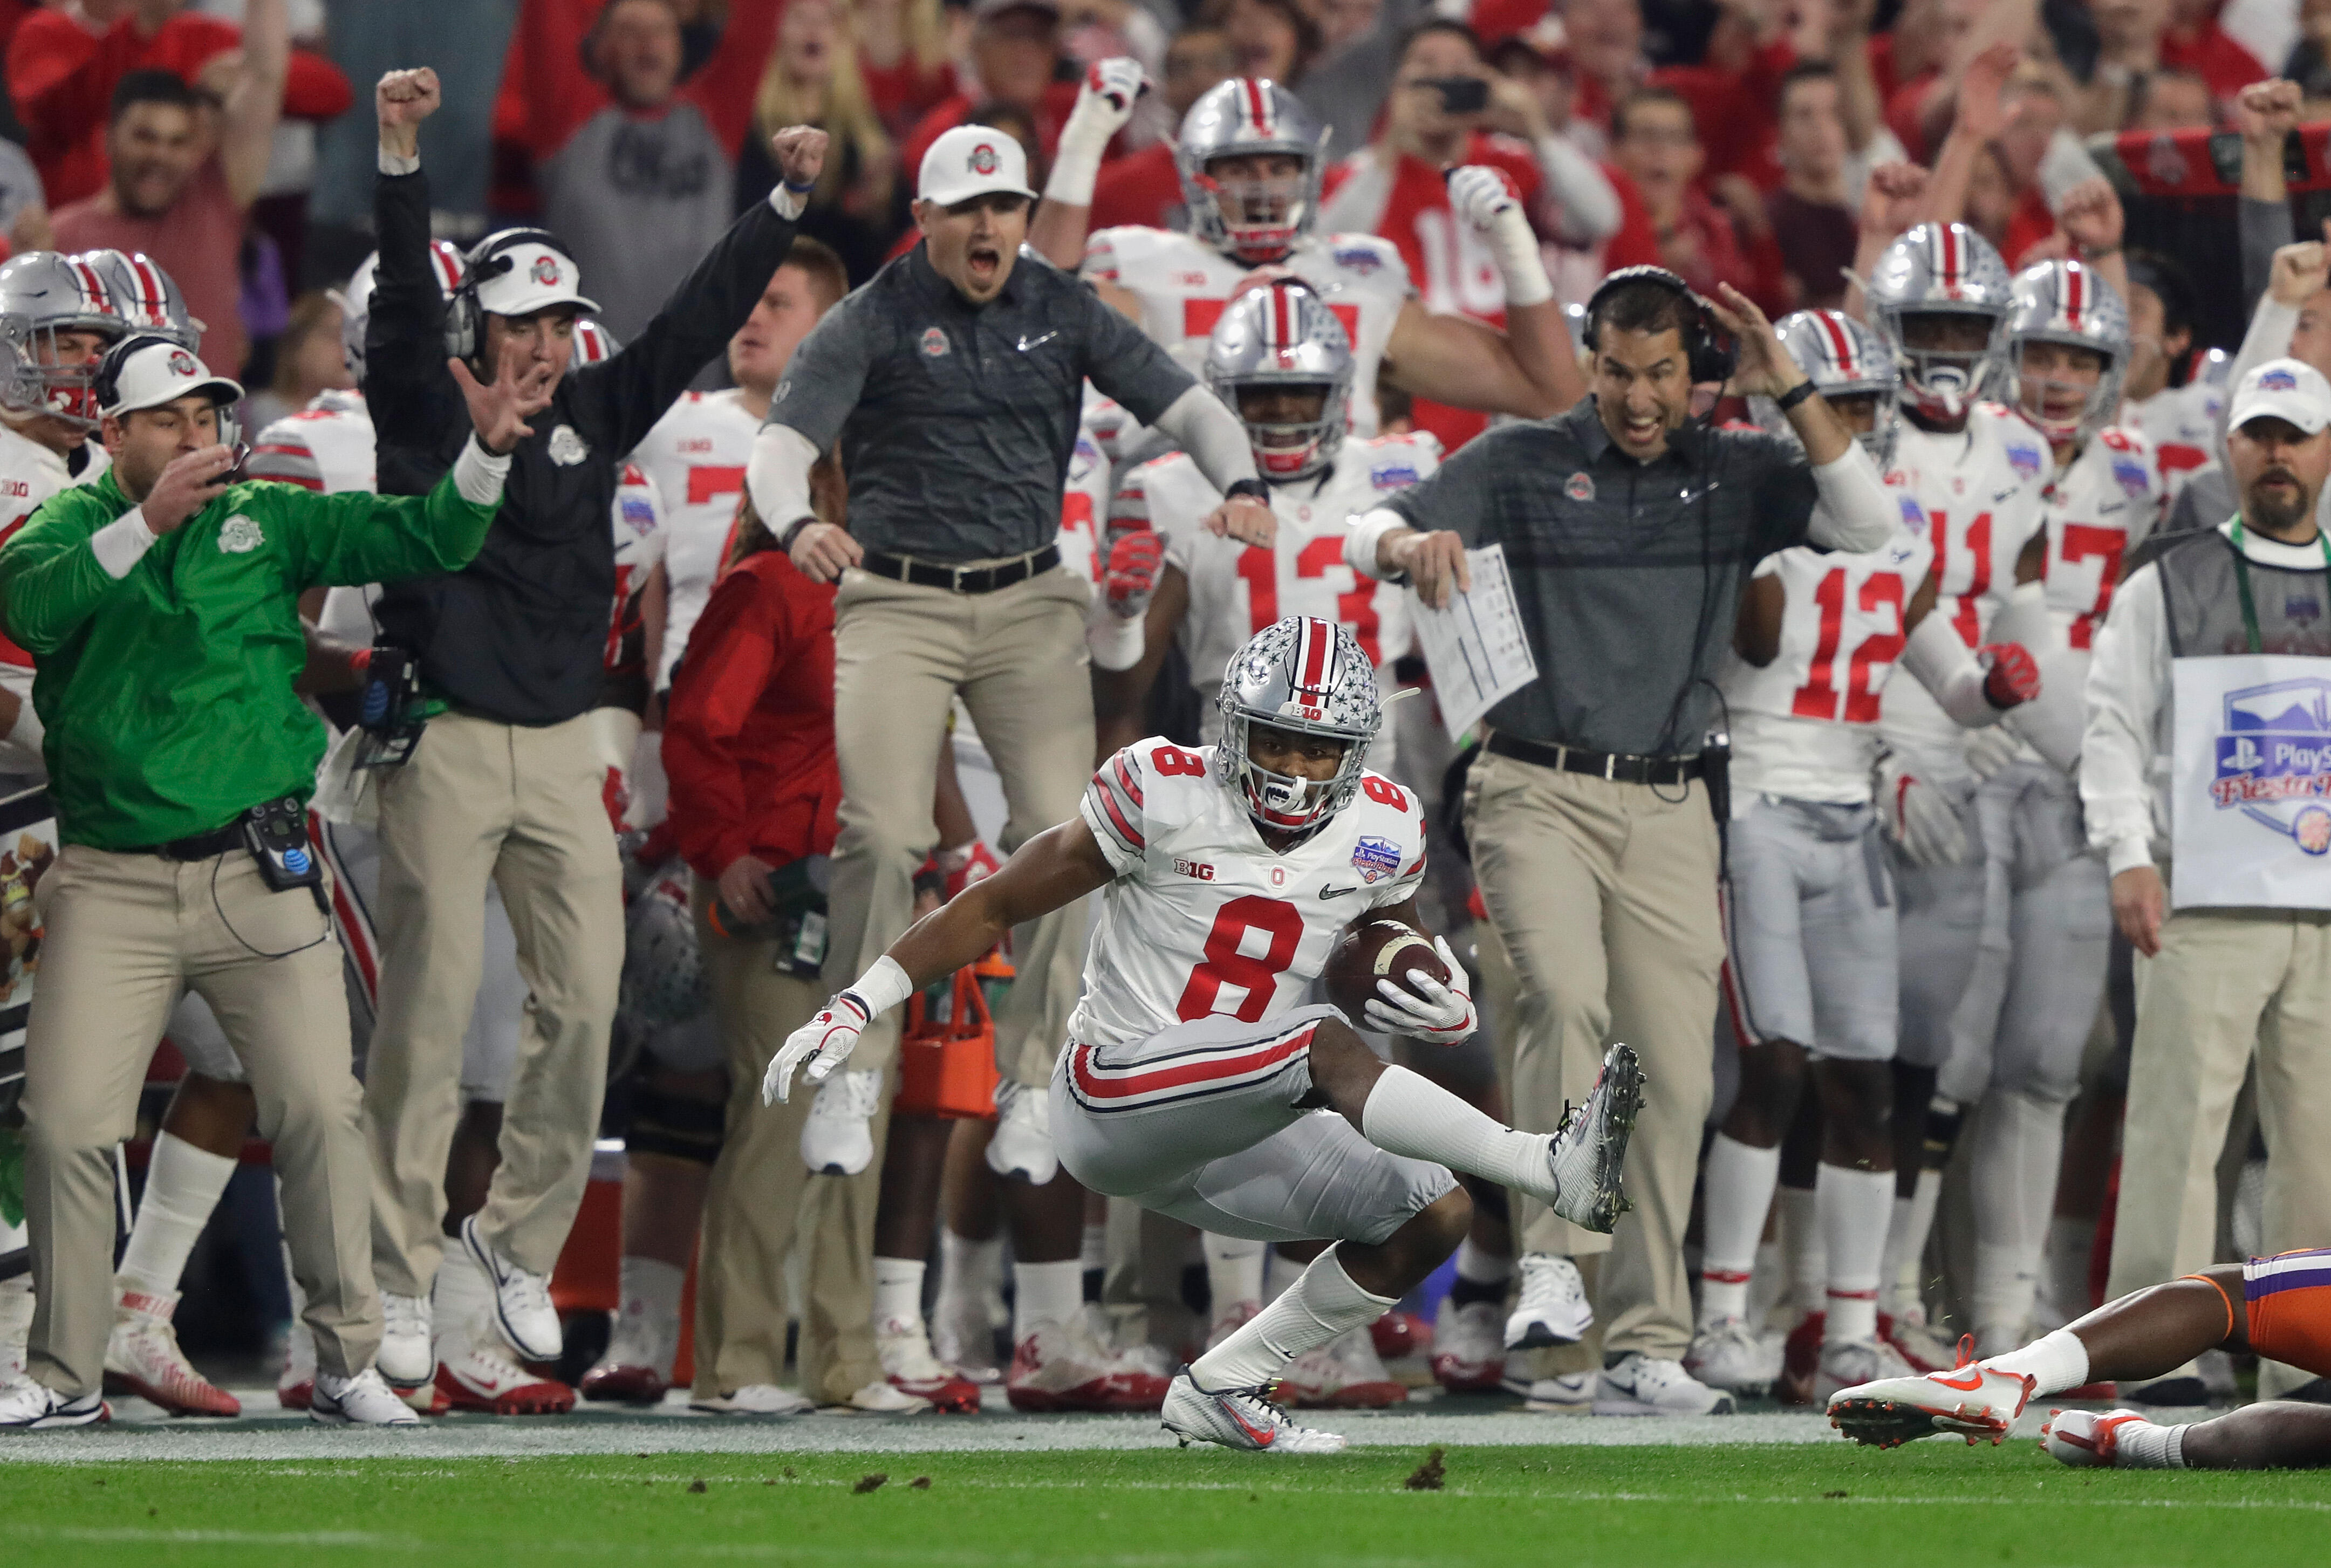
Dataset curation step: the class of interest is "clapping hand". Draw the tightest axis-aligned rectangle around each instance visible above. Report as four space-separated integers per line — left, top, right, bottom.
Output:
450 339 555 456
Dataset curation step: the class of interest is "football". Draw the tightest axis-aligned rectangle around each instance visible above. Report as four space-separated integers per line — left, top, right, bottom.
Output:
1323 916 1449 1024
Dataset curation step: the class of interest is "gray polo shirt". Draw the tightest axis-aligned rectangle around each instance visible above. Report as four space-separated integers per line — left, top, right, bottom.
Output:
767 245 1195 562
1387 400 1819 757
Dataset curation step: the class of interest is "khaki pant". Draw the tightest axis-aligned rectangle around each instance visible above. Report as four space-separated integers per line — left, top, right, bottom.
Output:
363 710 624 1294
22 845 377 1395
690 879 884 1402
826 565 1093 1087
2105 908 2331 1314
1465 751 1724 1360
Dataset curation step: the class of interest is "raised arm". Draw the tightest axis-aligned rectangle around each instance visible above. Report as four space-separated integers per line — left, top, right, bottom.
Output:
1030 59 1147 270
218 0 290 210
367 69 460 456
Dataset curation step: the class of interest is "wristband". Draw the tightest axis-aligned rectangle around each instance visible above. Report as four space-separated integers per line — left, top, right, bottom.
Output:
1225 478 1270 503
1487 204 1556 309
1775 379 1818 412
847 954 917 1020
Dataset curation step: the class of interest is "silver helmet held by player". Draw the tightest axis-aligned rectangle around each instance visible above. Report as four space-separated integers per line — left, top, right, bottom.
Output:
1216 615 1382 838
336 240 466 383
1178 77 1330 265
1206 278 1352 483
573 317 619 364
2004 257 2130 448
80 250 197 349
1759 309 1902 467
0 251 126 428
1865 221 2013 423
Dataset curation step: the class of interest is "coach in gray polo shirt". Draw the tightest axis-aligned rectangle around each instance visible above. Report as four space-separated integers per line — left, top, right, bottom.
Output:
1351 268 1897 1414
744 125 1266 1255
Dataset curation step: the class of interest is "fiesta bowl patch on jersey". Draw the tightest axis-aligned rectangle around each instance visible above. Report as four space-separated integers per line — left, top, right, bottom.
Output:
2006 442 2042 479
1370 459 1419 489
1351 834 1402 883
2112 455 2150 496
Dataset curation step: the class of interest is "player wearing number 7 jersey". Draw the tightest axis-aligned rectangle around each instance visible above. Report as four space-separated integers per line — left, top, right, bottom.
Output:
761 614 1644 1453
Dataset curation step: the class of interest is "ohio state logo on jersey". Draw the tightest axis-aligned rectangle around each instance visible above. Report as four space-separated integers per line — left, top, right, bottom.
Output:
920 327 949 358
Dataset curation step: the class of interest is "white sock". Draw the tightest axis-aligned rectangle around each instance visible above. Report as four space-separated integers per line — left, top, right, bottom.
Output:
1079 1221 1106 1272
1203 1234 1264 1326
1882 1168 1943 1318
1360 1065 1549 1196
613 1256 685 1373
116 1131 237 1300
1011 1259 1084 1343
2112 1418 2186 1469
1454 1237 1512 1286
1970 1090 2066 1350
1699 1134 1781 1325
2045 1214 2098 1322
432 1244 493 1355
1816 1163 1894 1346
1189 1245 1395 1391
0 1275 31 1371
1984 1325 2091 1396
1779 1186 1825 1322
873 1256 926 1328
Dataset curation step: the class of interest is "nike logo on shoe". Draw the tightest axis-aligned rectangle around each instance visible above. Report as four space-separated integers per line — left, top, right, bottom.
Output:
1933 1367 1990 1391
1017 332 1059 352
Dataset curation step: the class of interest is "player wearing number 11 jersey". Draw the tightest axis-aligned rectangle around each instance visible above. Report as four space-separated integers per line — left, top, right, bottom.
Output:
760 614 1643 1453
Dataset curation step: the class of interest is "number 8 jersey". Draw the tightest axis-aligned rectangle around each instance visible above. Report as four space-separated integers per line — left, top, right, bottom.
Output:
1072 739 1428 1050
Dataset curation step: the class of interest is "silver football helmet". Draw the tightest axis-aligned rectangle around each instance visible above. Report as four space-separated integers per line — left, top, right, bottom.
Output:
1865 222 2013 424
2005 258 2130 448
0 251 125 428
1216 615 1381 838
620 861 709 1029
1758 309 1902 466
336 240 466 383
1178 78 1331 265
1206 278 1352 483
79 250 196 350
573 316 619 364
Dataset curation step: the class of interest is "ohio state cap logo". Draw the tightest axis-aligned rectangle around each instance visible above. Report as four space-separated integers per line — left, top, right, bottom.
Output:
531 255 560 286
969 143 999 176
167 349 197 378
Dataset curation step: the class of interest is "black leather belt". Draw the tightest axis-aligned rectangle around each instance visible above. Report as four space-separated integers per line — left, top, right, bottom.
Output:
860 545 1058 594
1486 731 1705 787
125 822 243 861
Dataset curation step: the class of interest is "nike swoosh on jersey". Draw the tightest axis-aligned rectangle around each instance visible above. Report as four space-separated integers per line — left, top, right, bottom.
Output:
1992 488 2020 503
1017 332 1059 351
1318 884 1359 899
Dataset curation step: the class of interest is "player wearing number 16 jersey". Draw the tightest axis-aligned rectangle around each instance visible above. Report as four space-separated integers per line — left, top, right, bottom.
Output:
758 614 1643 1453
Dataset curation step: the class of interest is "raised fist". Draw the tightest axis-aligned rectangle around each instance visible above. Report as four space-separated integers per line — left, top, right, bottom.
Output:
1447 165 1523 231
1104 528 1164 618
1979 641 2041 709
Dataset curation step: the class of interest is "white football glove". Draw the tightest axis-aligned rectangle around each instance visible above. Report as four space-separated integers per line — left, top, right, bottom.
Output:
1063 57 1149 147
1447 165 1523 231
1964 723 2024 782
1361 935 1478 1044
762 990 872 1105
1877 753 1969 868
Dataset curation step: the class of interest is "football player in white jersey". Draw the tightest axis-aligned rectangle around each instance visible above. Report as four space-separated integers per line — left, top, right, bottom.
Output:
1860 221 2052 1369
1689 309 2042 1403
1026 71 1584 439
761 614 1644 1453
1931 259 2164 1357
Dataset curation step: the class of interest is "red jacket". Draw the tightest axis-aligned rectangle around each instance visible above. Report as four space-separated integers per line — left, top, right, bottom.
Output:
8 9 352 209
662 551 840 881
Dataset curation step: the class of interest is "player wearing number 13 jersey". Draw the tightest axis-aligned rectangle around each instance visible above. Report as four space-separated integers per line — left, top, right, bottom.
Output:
758 614 1643 1454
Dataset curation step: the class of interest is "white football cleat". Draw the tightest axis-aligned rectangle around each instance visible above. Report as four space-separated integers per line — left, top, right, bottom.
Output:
580 1295 678 1405
311 1367 421 1426
801 1068 883 1176
1596 1352 1736 1416
434 1335 575 1415
1430 1299 1506 1392
1279 1327 1406 1409
1005 1309 1170 1412
1161 1370 1347 1453
2041 1407 2156 1467
0 1378 107 1429
689 1383 815 1416
877 1315 981 1413
1686 1316 1778 1397
985 1079 1059 1185
1827 1351 2035 1447
838 1378 933 1414
1814 1336 1916 1404
1881 1306 1956 1374
377 1292 435 1389
1505 1254 1592 1350
278 1317 318 1411
460 1216 562 1364
104 1288 240 1416
1543 1042 1643 1233
929 1289 1002 1384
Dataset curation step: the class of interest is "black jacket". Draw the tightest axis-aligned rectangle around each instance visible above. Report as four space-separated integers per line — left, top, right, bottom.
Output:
366 165 798 725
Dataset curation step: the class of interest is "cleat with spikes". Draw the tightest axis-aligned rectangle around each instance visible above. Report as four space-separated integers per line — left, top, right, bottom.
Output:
1543 1043 1643 1234
1160 1369 1346 1453
1827 1334 2034 1447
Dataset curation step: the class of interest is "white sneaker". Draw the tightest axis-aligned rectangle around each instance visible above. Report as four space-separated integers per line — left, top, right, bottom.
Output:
1505 1254 1592 1350
0 1377 107 1429
1430 1299 1506 1392
1005 1308 1170 1413
985 1079 1058 1184
837 1378 932 1414
377 1291 436 1388
278 1318 318 1410
1503 1367 1595 1412
580 1297 678 1405
459 1217 561 1363
311 1367 421 1426
1543 1042 1643 1233
876 1315 981 1412
104 1288 241 1416
1280 1327 1406 1409
1596 1352 1737 1415
2042 1407 2157 1467
930 1289 1001 1384
1161 1370 1346 1453
1813 1336 1915 1403
690 1383 815 1416
801 1068 883 1176
1826 1355 2034 1447
1686 1316 1778 1397
434 1337 575 1415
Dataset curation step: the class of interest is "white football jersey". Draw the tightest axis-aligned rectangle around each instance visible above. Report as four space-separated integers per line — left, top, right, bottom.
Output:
1878 404 2049 765
1721 491 1935 805
1074 739 1428 1049
249 389 375 495
626 387 760 689
2124 376 2221 507
2038 424 2163 651
1082 226 1414 437
0 421 110 673
1116 433 1433 740
1060 422 1109 588
606 460 667 679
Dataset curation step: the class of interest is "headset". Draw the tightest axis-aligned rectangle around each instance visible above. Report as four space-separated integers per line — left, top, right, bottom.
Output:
92 331 242 453
442 228 567 366
1583 265 1737 387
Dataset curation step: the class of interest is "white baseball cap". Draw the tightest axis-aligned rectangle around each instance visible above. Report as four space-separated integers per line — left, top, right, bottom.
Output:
469 231 599 320
97 335 242 419
917 124 1037 208
2229 357 2331 437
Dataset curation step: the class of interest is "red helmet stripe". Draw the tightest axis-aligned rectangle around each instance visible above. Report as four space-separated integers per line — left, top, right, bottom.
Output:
2063 263 2084 329
1297 615 1332 694
430 243 463 292
1938 225 1959 289
1815 311 1855 380
1272 281 1291 347
1242 78 1271 138
70 259 108 313
131 256 165 317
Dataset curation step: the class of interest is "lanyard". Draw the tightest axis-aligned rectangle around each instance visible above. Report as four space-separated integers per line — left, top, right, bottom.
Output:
2228 517 2331 655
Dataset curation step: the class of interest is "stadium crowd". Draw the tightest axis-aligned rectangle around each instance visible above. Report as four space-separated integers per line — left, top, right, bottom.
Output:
0 0 2326 1455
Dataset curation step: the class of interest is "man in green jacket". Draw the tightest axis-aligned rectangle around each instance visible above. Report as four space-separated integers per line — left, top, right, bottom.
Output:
0 332 544 1428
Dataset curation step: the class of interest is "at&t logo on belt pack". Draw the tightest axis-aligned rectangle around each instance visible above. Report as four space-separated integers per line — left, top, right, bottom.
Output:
2210 676 2331 854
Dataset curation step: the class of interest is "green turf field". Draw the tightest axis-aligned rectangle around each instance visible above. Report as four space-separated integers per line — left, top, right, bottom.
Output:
5 1440 2325 1566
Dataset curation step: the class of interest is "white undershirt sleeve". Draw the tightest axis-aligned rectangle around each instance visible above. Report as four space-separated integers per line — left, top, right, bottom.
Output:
90 506 158 579
1152 385 1258 494
1804 439 1895 553
2080 564 2170 874
745 423 822 538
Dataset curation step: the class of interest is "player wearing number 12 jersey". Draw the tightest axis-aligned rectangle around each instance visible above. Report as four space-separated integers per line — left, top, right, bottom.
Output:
760 615 1643 1453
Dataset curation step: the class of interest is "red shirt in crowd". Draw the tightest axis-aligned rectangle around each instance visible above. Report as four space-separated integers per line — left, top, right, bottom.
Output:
662 550 840 882
1090 140 1182 230
6 7 351 210
54 159 248 374
903 80 1082 185
2163 14 2271 99
1651 37 1794 193
862 51 957 136
1656 182 1791 318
